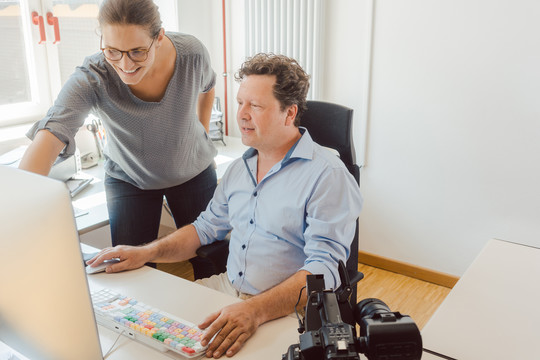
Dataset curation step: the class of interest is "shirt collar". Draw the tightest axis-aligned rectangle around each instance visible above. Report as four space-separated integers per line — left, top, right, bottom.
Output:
241 127 315 163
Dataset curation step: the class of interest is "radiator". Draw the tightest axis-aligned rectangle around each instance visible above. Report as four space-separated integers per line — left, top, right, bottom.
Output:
244 0 323 98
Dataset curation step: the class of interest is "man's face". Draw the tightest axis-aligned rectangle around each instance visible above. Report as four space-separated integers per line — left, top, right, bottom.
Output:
236 75 294 151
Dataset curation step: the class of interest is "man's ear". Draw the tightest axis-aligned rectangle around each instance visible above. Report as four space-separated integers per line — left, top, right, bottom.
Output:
284 104 298 126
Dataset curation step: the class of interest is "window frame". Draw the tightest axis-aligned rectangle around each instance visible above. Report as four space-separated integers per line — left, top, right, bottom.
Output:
0 0 179 128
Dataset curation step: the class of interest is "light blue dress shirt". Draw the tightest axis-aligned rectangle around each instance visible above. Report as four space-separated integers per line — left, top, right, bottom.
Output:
193 128 363 295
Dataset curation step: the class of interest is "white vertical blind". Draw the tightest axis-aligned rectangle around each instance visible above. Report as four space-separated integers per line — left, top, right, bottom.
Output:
244 0 323 99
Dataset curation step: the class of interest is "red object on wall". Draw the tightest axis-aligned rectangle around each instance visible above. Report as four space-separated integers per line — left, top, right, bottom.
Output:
31 11 46 44
222 0 229 135
46 12 61 44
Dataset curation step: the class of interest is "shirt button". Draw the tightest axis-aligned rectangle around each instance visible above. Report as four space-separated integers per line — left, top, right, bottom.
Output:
238 271 243 276
249 219 253 224
253 191 257 197
242 244 246 249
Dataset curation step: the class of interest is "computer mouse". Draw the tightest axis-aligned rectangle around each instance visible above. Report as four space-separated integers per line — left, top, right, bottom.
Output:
86 258 120 274
82 251 100 265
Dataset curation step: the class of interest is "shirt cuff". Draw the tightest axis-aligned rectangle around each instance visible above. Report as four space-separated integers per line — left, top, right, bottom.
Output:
192 220 214 246
301 261 339 290
26 116 74 156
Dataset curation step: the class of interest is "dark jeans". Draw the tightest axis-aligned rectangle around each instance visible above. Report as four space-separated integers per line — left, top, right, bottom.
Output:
104 164 218 279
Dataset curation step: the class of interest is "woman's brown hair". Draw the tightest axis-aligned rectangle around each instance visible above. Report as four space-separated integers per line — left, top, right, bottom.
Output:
98 0 162 38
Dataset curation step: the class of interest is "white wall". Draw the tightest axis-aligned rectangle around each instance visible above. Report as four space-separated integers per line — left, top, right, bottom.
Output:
191 0 540 277
321 0 371 167
224 1 246 138
349 0 540 276
176 0 226 121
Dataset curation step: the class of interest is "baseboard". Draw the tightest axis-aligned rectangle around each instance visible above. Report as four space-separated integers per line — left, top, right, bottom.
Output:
358 251 459 288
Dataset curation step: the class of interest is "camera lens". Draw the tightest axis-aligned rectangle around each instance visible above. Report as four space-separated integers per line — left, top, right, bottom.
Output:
353 298 392 323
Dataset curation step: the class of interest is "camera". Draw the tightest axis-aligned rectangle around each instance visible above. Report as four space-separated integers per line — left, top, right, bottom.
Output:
283 261 422 360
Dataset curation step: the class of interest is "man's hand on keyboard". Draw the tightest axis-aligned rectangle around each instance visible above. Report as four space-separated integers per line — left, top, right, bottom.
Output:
198 301 261 358
86 245 151 273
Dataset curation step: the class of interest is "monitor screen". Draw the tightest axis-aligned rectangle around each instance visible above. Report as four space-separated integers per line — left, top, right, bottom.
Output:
0 166 103 360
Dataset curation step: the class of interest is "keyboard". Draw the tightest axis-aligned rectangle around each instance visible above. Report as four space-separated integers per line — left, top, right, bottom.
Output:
91 288 207 358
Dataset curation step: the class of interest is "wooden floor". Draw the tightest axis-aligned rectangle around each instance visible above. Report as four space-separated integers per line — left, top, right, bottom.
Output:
156 261 451 330
356 264 451 329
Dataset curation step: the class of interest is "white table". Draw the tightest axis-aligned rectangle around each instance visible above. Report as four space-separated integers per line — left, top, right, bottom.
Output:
73 161 109 235
421 238 540 359
74 136 248 236
83 247 299 359
1 244 300 360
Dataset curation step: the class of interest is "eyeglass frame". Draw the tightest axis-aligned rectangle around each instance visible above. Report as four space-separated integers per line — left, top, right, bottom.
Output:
100 35 157 62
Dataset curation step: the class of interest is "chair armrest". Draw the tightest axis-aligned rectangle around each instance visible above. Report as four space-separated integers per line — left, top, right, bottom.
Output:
195 240 229 275
348 270 364 286
196 240 229 259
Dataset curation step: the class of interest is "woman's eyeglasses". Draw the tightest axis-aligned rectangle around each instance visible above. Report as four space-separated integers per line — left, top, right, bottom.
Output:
100 36 156 62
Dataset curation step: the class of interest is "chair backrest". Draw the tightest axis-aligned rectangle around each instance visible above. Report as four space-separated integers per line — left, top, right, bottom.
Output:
300 100 358 178
300 100 361 306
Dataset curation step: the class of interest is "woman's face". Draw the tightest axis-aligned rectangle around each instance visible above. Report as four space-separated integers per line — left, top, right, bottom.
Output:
100 24 161 86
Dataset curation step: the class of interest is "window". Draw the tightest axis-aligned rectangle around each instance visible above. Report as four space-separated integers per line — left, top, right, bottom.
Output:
0 0 178 127
0 0 52 126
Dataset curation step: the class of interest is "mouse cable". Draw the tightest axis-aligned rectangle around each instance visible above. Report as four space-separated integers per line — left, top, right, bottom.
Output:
103 329 125 359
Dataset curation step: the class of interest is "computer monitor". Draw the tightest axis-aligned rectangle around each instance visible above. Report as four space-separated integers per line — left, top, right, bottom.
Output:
0 166 103 360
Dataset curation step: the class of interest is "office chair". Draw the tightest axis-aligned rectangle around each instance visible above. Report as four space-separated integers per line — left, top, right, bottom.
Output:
196 100 363 306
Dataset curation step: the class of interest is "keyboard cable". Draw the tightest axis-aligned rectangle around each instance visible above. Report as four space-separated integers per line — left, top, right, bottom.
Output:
103 330 125 359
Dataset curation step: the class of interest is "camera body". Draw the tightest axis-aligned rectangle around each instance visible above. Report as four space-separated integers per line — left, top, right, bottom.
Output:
283 261 422 360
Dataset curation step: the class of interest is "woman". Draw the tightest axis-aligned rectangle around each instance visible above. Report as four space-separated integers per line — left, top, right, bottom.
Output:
19 0 218 279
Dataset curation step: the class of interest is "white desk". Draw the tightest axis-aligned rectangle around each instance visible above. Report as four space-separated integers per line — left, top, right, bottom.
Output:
74 136 248 236
85 255 299 359
421 239 540 359
73 161 109 235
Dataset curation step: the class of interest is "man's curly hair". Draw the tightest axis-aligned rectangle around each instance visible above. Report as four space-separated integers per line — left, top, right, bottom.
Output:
235 53 310 126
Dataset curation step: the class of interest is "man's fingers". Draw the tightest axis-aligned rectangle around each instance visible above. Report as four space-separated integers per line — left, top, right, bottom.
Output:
199 311 223 346
224 332 250 357
199 310 221 330
86 246 137 272
208 330 250 358
104 260 127 273
86 248 114 266
86 249 104 265
206 322 233 352
204 323 233 352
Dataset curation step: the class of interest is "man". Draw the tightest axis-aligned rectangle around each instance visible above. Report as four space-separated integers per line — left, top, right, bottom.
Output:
88 53 363 358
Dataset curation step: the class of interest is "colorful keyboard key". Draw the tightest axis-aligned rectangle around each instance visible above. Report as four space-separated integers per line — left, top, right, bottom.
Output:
91 288 206 358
